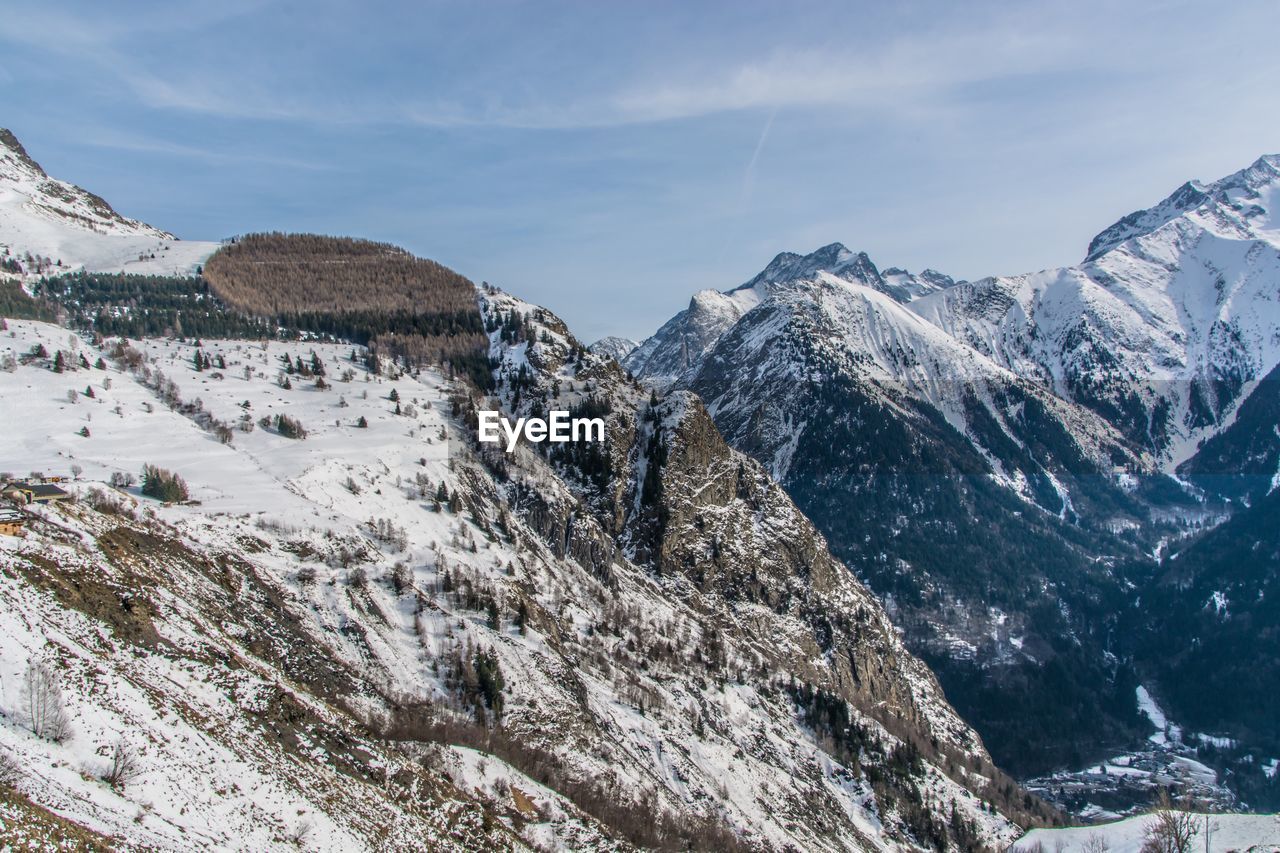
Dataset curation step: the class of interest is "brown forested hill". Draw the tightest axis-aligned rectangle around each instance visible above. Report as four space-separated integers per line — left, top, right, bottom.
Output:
204 232 490 385
203 232 475 316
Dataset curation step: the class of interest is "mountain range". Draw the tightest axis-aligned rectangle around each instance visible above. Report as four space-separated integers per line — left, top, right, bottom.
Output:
622 155 1280 801
1 125 1277 850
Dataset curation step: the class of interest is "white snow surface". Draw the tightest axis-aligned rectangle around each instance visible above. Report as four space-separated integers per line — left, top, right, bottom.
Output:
586 336 638 363
1014 812 1280 853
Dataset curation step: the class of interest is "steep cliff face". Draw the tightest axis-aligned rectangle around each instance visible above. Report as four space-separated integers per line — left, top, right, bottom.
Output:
639 393 982 748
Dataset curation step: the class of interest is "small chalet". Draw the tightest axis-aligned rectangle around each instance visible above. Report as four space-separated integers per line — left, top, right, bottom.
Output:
1 480 71 505
0 508 26 536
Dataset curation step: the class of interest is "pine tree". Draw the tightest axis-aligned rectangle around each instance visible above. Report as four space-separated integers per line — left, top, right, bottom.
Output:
274 413 307 439
141 464 188 502
474 651 504 716
53 351 65 373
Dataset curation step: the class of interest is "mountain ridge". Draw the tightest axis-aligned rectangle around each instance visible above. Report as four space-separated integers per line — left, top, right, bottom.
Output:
0 128 217 278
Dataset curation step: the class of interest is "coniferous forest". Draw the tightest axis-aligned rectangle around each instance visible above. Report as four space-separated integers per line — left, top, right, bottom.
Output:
24 234 494 388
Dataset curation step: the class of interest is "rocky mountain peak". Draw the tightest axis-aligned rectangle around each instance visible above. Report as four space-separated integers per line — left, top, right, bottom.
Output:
587 335 638 363
738 242 874 291
0 128 47 177
1086 153 1280 261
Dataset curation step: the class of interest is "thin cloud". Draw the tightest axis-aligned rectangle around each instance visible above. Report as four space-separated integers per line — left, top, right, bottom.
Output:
0 5 1100 131
77 129 332 172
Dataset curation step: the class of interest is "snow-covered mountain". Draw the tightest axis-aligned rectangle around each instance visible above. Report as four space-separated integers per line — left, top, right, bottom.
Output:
0 129 217 277
0 127 1057 847
623 154 1280 795
0 306 1043 849
909 154 1280 465
689 270 1139 490
586 335 638 363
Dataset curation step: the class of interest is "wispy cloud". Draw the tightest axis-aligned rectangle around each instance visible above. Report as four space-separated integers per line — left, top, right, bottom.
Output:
0 2 1100 130
76 128 332 171
398 22 1089 129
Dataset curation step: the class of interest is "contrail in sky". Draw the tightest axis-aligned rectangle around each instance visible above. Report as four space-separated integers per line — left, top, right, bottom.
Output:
740 107 778 207
717 107 779 271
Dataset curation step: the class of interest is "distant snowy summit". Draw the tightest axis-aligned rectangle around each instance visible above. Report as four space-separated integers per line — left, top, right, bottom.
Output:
0 128 218 278
735 241 954 304
1085 153 1280 261
623 241 955 385
630 151 1280 463
908 150 1280 463
587 335 638 363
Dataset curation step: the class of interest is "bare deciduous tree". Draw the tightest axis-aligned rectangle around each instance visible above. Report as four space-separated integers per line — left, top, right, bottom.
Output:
0 749 21 788
1142 792 1197 853
1082 832 1110 853
101 740 142 789
288 819 313 847
23 657 73 743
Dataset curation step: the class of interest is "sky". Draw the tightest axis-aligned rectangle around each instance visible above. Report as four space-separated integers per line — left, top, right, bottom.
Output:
3 0 1280 342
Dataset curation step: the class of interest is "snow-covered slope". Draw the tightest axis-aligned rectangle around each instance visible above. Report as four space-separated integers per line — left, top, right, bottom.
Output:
621 287 759 386
1014 811 1280 853
909 154 1280 465
0 129 217 278
689 270 1137 488
0 313 1038 850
